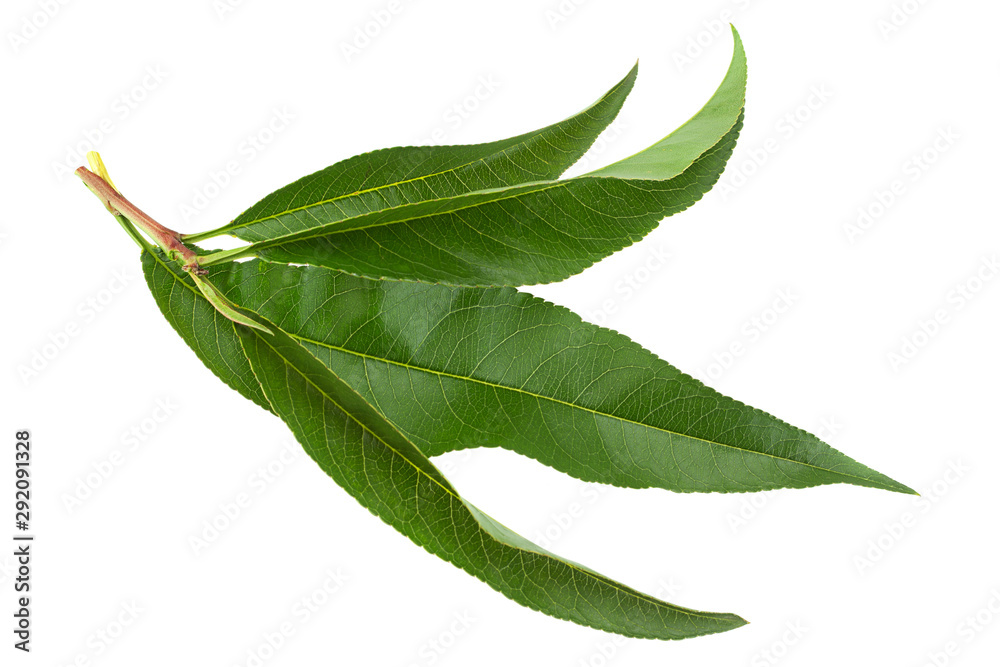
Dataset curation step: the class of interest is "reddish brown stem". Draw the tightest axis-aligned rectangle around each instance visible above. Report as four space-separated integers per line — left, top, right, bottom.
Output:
76 166 206 274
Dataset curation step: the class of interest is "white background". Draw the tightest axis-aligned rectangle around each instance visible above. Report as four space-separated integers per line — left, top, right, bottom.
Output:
2 0 998 665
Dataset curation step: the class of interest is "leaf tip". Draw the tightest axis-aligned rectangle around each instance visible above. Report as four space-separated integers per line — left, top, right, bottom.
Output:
190 272 273 335
702 611 749 637
872 474 919 496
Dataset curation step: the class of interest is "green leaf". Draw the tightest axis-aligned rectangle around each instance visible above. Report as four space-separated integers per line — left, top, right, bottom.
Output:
199 29 746 287
141 249 273 413
208 259 915 495
233 307 747 640
189 61 638 244
249 117 742 286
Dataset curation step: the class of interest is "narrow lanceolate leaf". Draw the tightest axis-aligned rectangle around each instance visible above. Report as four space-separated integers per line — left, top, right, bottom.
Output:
207 260 915 495
234 308 747 640
141 249 273 413
246 117 742 287
188 62 638 244
201 28 747 287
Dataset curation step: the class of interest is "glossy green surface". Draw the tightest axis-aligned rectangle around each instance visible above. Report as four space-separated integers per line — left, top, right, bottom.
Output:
257 118 742 286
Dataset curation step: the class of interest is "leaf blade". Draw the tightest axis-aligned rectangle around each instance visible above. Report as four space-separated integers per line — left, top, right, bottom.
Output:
251 113 742 286
209 259 914 495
